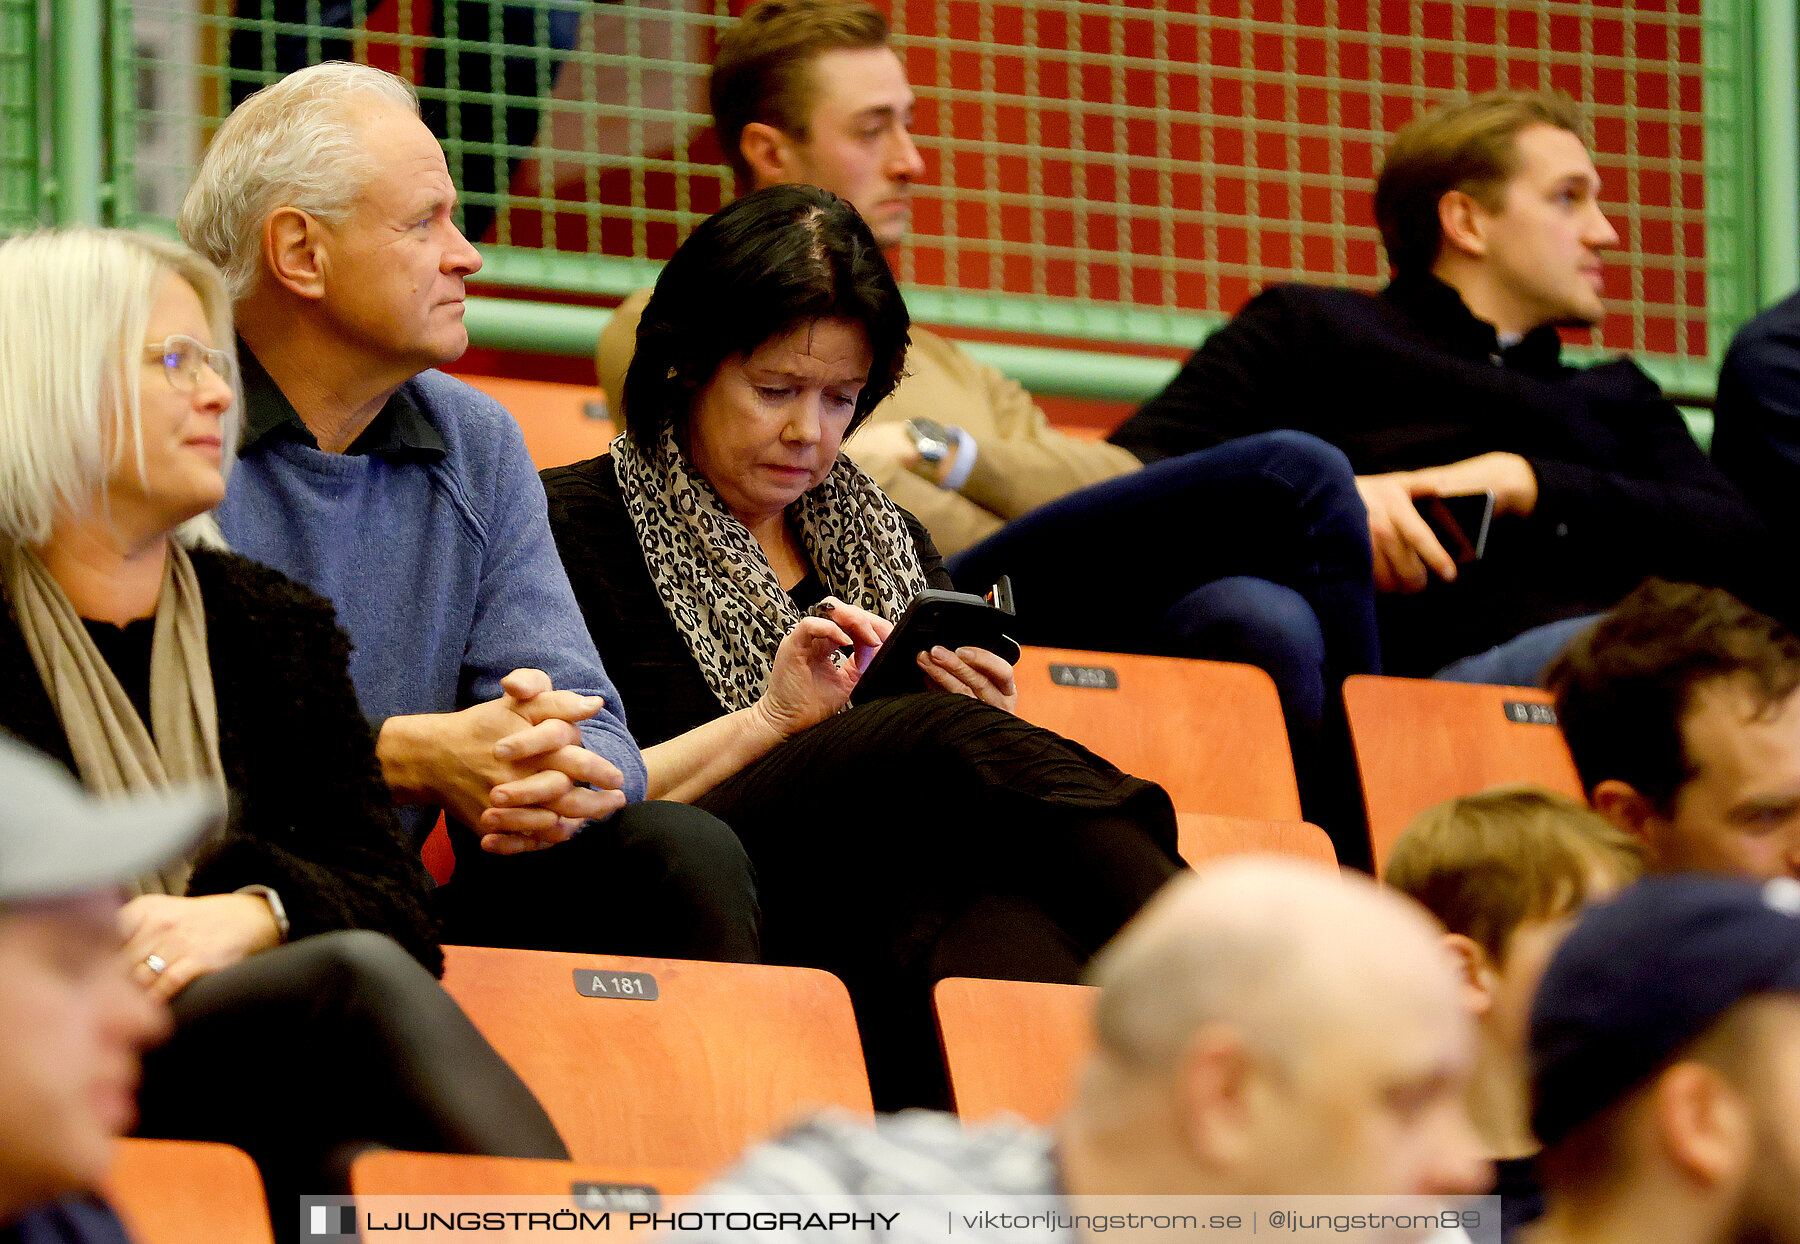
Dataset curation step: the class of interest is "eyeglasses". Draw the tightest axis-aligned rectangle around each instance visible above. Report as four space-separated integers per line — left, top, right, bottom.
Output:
143 334 237 395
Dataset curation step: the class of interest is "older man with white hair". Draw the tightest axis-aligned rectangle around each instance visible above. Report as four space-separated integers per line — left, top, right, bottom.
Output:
177 63 757 960
679 858 1489 1231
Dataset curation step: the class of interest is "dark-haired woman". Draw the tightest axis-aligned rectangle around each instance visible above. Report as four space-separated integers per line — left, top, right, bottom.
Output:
544 186 1183 1108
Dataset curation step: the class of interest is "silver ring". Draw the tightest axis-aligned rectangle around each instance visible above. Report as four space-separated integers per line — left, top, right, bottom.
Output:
143 953 167 975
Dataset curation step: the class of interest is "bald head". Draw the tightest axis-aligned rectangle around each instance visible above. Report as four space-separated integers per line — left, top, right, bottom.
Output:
1069 859 1484 1197
1090 859 1457 1075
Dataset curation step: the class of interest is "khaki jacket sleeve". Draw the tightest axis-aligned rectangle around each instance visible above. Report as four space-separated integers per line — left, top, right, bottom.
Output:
841 439 1006 557
893 330 1140 522
595 288 653 411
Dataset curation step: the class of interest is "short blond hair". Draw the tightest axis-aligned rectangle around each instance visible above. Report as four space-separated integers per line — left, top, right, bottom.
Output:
0 228 239 546
1384 786 1646 961
178 62 418 302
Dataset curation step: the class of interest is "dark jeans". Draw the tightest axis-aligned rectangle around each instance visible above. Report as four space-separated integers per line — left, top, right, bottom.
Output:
136 931 567 1244
948 430 1380 860
434 800 761 963
1432 614 1600 687
227 0 580 242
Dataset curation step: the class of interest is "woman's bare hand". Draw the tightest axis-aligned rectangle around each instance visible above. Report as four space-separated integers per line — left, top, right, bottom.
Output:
752 598 893 739
917 644 1019 713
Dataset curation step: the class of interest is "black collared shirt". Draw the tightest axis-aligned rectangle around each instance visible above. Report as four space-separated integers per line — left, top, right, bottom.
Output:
1111 271 1620 474
1379 270 1565 375
236 340 448 461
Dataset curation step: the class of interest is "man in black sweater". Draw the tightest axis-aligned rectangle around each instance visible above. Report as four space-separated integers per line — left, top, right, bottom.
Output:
1110 91 1768 679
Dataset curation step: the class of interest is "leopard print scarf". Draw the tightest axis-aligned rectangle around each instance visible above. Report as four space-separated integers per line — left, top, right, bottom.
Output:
612 425 929 712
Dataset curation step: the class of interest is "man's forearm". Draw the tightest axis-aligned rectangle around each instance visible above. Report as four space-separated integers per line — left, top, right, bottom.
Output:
376 712 443 806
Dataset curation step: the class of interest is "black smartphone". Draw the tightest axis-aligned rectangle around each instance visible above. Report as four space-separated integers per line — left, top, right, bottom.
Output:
1420 491 1495 564
851 585 1022 704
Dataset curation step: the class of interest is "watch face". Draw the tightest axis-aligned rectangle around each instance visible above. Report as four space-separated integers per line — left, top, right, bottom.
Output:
907 418 951 463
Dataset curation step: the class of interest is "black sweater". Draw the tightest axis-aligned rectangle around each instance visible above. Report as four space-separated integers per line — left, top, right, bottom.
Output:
540 455 951 748
1111 274 1774 673
0 547 442 974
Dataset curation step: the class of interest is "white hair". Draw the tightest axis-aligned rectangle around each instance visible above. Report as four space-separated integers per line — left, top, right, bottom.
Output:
178 61 419 302
0 228 241 547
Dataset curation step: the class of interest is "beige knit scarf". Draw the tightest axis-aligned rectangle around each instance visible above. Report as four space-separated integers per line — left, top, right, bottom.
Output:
1 539 225 895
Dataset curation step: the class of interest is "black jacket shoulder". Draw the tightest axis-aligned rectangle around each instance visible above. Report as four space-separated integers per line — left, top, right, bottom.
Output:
0 545 441 974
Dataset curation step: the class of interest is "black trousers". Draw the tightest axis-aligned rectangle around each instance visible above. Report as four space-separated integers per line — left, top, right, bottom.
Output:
135 931 567 1244
434 800 761 962
693 693 1183 1110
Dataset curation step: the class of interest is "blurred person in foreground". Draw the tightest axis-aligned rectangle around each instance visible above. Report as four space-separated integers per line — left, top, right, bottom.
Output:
1385 787 1647 1239
1549 578 1800 883
671 858 1488 1233
1528 874 1800 1244
0 732 207 1244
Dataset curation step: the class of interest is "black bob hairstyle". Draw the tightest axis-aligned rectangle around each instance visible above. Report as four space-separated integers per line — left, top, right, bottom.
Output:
622 184 911 448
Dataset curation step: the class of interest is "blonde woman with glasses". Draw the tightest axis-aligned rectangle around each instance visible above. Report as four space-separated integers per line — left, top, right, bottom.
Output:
0 228 566 1236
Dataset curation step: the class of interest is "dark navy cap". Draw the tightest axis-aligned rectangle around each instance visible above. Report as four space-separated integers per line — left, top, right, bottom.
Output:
1530 873 1800 1148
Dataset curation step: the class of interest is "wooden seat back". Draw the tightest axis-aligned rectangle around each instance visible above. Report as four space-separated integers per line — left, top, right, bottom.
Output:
440 946 872 1170
457 375 615 470
106 1138 272 1244
932 977 1096 1125
1175 813 1336 868
354 1152 705 1209
1343 675 1585 870
1013 646 1301 820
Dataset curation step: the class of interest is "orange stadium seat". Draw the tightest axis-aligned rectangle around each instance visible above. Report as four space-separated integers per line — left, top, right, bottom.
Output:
1343 674 1586 871
1012 646 1301 821
931 977 1095 1124
1174 813 1336 868
457 375 615 470
105 1138 273 1244
351 1150 705 1211
440 945 872 1169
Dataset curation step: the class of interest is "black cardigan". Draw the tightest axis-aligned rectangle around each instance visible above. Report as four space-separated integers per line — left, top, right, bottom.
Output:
0 547 442 974
1111 274 1776 672
540 455 952 748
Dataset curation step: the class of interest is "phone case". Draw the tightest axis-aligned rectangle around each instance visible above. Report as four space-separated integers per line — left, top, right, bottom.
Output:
851 589 1023 704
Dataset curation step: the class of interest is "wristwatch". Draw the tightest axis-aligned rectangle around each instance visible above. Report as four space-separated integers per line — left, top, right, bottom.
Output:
904 417 952 476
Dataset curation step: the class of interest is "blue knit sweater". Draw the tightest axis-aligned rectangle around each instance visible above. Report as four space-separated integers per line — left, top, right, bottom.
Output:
217 368 647 842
